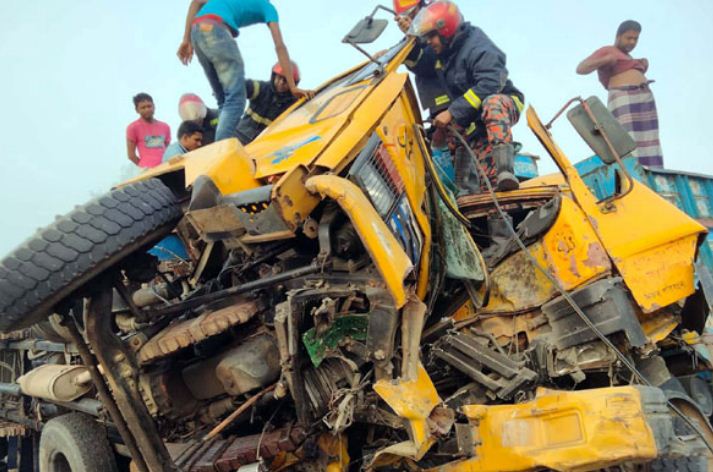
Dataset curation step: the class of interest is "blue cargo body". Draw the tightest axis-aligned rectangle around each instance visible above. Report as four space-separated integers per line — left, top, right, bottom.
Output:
575 155 713 271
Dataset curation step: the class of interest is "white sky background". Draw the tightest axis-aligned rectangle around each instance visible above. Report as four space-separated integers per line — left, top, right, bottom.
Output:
0 0 712 255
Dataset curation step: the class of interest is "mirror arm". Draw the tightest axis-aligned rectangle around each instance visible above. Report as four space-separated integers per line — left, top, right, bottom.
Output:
347 41 385 74
370 4 397 17
546 96 636 205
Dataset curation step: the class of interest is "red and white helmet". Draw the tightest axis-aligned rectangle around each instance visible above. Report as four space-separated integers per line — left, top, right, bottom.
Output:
272 61 300 84
408 1 463 40
178 93 207 122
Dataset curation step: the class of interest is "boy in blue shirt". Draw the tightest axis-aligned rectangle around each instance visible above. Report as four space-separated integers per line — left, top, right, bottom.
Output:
177 0 312 142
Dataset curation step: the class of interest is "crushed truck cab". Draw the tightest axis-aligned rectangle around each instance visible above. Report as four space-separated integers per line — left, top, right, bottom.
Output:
1 7 712 472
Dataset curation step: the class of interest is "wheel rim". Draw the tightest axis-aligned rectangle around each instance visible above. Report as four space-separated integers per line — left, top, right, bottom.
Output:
49 452 72 472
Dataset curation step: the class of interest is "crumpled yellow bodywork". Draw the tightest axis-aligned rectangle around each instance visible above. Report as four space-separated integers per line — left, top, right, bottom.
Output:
373 363 441 466
305 175 412 308
481 194 611 315
527 106 706 313
118 139 262 195
432 387 659 472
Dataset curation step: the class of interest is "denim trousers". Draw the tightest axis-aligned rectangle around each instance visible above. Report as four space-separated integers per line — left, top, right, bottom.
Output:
191 21 246 141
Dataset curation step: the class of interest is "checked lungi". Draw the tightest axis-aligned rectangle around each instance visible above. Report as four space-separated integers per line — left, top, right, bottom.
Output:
608 82 664 168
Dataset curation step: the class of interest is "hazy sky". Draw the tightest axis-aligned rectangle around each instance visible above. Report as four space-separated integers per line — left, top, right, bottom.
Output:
1 1 712 256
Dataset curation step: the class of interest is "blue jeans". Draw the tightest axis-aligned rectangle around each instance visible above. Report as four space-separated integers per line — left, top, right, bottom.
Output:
191 21 245 141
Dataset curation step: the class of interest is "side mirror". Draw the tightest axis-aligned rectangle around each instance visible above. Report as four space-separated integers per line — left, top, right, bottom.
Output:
567 96 636 165
343 17 389 44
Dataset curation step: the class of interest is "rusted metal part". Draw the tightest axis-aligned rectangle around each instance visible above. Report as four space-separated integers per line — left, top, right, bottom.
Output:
433 333 537 400
189 241 215 287
401 296 427 380
62 312 150 472
138 298 262 364
189 438 231 472
0 421 27 437
216 335 281 396
140 370 198 420
146 263 320 320
365 288 400 381
0 329 31 341
457 187 560 219
114 277 147 322
185 204 247 242
272 165 321 232
203 384 276 443
275 287 363 425
82 278 177 471
275 297 311 425
211 426 307 472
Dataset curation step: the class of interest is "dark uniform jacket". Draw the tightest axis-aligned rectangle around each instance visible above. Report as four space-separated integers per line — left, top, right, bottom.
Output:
236 78 297 145
407 23 524 129
201 108 220 145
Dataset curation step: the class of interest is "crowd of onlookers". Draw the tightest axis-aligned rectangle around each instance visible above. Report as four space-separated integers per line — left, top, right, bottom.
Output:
124 0 663 186
124 0 312 174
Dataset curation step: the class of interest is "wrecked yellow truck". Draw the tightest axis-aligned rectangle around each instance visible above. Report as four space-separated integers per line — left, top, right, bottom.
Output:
2 6 713 472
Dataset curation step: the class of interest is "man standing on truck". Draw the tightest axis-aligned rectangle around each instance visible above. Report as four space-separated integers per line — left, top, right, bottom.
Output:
406 1 525 194
126 93 171 169
236 61 301 145
576 21 663 168
177 0 312 143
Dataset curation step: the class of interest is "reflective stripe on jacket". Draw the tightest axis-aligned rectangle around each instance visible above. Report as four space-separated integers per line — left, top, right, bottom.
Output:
236 78 297 144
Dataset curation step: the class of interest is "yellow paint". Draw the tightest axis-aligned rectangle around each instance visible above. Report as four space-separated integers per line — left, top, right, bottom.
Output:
272 165 321 231
375 83 432 301
247 39 416 180
482 194 611 315
118 139 261 195
318 434 350 472
527 106 706 313
638 308 680 344
432 387 658 472
373 363 441 463
314 73 409 172
305 175 413 308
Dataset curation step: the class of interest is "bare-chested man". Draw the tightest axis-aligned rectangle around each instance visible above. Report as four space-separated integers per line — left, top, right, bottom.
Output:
577 20 663 168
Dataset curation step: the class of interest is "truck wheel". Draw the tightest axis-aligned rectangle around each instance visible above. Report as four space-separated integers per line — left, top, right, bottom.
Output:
39 413 118 472
0 179 181 333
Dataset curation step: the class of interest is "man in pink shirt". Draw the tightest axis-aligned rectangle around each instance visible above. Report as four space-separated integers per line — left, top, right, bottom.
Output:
577 21 663 168
126 93 171 168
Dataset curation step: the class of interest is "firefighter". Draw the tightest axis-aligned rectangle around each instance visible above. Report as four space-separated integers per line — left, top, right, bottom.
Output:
407 1 524 193
236 61 301 145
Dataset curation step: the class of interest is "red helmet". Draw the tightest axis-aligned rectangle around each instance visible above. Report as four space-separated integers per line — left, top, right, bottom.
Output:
272 61 300 84
409 1 463 39
393 0 423 15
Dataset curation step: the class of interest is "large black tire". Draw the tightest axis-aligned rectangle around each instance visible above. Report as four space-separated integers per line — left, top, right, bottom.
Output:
39 413 118 472
0 179 181 333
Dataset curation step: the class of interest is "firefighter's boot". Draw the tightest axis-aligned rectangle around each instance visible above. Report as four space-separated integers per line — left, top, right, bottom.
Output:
493 143 519 192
